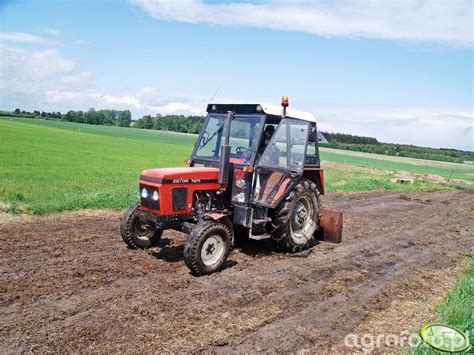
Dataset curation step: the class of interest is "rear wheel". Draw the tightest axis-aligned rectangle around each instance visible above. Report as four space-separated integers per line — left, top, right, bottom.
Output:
184 221 232 276
120 203 162 249
270 179 321 253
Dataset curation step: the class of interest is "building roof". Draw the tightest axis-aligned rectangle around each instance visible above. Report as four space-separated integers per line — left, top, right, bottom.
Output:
206 103 316 123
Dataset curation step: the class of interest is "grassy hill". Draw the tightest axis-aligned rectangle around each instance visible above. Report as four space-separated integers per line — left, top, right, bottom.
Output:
1 117 472 214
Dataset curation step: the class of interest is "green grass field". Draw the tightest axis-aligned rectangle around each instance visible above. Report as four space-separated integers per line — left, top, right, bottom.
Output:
321 148 474 181
434 259 473 346
411 258 473 354
1 117 473 214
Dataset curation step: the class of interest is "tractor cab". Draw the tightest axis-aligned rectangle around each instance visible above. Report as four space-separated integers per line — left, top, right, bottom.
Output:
190 100 324 213
121 97 342 276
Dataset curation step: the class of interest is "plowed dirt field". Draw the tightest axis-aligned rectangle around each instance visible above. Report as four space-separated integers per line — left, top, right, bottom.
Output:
1 191 472 352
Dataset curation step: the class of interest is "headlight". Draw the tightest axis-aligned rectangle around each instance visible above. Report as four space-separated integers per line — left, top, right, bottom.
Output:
141 188 148 198
152 190 159 201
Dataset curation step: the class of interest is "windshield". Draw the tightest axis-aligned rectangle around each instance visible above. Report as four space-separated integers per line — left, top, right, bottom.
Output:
193 114 264 165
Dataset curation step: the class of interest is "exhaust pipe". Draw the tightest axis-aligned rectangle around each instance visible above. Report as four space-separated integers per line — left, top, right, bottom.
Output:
218 145 231 185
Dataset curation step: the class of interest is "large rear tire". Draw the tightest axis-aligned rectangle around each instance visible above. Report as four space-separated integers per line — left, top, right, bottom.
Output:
184 221 232 276
120 203 162 249
270 179 321 253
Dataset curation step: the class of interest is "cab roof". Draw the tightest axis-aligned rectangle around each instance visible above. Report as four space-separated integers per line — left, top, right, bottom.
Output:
206 103 316 123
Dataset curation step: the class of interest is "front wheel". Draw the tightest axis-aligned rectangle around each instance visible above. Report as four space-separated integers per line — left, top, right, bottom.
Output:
270 179 321 253
184 221 232 276
120 203 162 249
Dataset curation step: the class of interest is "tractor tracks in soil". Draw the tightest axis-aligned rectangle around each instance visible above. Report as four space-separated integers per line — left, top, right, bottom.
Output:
0 190 473 352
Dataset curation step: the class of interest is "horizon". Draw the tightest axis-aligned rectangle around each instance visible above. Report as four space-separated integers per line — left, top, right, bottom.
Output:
0 0 472 150
3 110 473 153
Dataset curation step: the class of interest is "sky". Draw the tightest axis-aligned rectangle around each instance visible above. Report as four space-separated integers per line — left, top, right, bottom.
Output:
0 0 472 150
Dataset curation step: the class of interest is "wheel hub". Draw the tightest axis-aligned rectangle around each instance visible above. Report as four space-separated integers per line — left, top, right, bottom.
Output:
293 203 308 228
201 234 225 266
133 220 153 241
205 242 216 255
290 196 314 240
295 207 307 225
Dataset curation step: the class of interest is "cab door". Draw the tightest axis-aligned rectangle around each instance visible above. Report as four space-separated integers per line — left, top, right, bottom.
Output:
252 118 310 208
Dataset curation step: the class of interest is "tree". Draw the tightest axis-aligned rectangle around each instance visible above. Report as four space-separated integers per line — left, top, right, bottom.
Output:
14 108 20 114
101 110 116 125
84 109 95 124
76 111 84 123
117 110 132 127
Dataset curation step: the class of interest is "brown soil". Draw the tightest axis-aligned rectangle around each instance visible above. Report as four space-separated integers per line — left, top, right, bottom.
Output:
0 191 472 353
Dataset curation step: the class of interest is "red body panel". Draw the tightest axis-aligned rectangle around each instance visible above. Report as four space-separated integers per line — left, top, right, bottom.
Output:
139 167 220 215
141 167 219 181
319 169 325 194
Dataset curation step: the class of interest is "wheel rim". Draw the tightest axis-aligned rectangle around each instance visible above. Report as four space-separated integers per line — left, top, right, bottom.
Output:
201 234 225 267
133 219 154 241
290 195 315 241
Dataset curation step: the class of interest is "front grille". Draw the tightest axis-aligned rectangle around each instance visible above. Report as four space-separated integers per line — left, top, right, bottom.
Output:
139 184 159 210
172 187 187 211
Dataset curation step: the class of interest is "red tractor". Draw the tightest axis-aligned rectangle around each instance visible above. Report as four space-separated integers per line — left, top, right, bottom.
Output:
121 97 343 275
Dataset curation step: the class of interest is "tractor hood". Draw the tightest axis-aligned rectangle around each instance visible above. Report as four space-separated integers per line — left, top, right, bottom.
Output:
140 167 219 184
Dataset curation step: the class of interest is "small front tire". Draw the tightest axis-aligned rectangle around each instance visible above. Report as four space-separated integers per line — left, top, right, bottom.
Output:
120 203 162 249
184 221 232 276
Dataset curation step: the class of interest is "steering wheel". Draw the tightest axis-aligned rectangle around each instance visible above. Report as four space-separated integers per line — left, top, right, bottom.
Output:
236 146 250 156
199 131 209 148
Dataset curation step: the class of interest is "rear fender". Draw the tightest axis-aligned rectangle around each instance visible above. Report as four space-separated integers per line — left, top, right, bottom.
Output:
303 168 325 195
205 213 235 245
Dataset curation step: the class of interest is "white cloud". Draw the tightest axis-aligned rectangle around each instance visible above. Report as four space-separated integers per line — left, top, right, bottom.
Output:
0 44 205 116
31 90 202 119
40 27 60 36
0 32 62 46
1 44 471 150
313 106 473 150
0 45 91 95
132 0 473 47
41 89 205 117
70 39 92 46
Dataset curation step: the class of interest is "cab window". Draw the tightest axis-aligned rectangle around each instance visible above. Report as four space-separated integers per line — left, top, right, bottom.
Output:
305 123 320 166
259 118 309 172
194 114 264 165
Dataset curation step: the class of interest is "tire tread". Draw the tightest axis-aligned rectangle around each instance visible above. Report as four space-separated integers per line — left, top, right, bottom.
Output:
120 203 162 249
270 178 321 253
184 221 232 276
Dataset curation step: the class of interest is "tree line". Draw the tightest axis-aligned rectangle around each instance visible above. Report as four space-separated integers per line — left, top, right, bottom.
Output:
63 109 131 127
4 109 472 163
133 114 204 133
321 141 473 164
132 114 472 163
5 108 132 127
322 132 379 145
